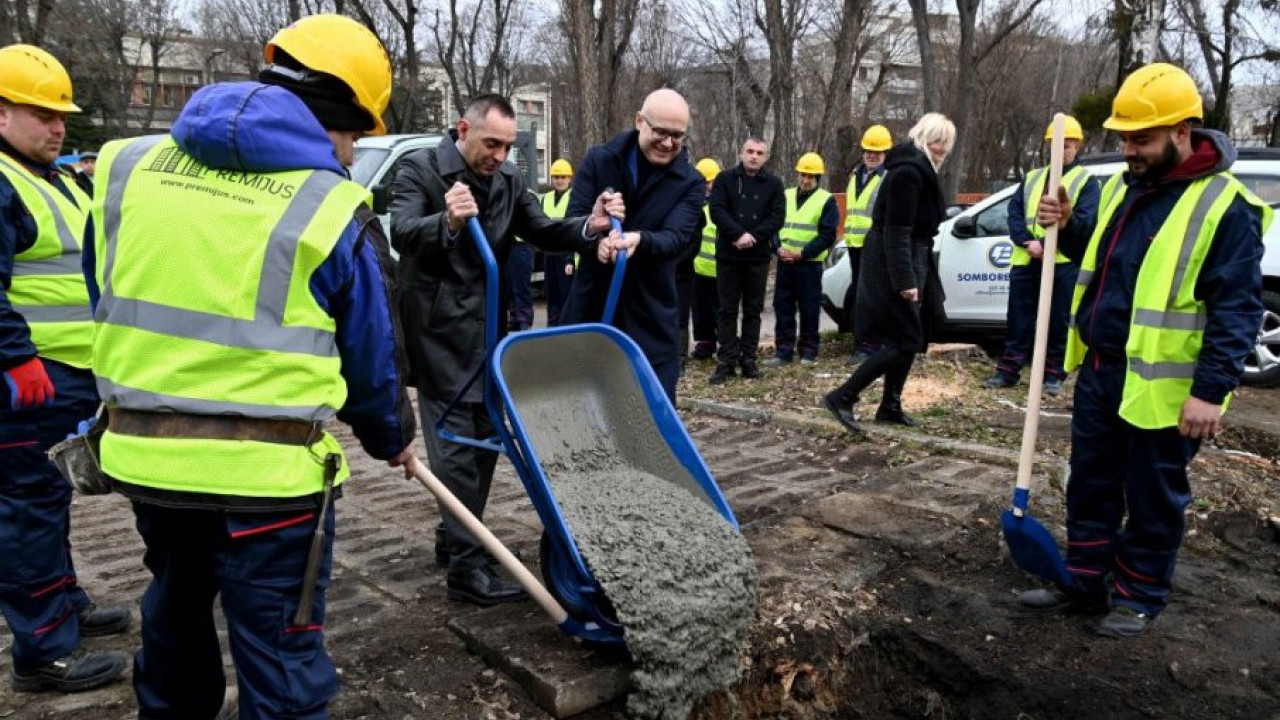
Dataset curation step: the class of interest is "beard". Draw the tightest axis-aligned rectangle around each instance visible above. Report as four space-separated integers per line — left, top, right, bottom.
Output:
1127 137 1181 181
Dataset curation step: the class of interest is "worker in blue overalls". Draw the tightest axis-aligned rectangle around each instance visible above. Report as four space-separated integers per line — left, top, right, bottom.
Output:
1018 63 1269 638
0 43 130 694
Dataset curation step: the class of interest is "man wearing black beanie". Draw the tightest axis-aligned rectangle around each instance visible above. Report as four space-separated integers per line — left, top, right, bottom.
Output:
83 15 417 720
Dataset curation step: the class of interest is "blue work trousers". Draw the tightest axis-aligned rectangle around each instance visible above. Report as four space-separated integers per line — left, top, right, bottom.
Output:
996 261 1078 381
543 253 574 327
0 360 95 672
505 243 535 329
773 261 824 361
131 500 337 720
690 275 720 357
1066 354 1199 616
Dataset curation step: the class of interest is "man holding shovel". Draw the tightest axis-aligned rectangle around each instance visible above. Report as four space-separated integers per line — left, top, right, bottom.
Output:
391 94 624 607
86 15 418 717
1018 63 1270 638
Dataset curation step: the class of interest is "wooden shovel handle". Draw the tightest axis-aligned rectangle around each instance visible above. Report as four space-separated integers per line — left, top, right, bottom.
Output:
1015 113 1067 498
408 456 569 624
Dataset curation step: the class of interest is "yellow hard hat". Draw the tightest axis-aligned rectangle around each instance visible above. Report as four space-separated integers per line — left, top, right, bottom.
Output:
550 158 573 177
265 14 393 135
1104 63 1203 133
0 44 80 113
795 152 825 175
860 125 892 152
1044 115 1085 141
695 157 721 182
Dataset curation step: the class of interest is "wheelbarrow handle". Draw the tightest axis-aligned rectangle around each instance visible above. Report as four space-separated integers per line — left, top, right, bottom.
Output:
407 456 569 626
602 216 627 325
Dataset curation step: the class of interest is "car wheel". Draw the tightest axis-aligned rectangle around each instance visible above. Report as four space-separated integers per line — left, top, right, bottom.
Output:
1242 290 1280 388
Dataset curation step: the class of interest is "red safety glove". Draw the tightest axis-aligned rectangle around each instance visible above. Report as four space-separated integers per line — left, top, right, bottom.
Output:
4 356 55 410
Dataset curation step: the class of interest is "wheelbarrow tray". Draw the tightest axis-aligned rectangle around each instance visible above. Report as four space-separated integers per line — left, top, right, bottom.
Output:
489 322 739 638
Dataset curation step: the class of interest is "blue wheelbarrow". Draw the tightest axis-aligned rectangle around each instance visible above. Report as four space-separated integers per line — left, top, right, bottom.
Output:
417 216 739 645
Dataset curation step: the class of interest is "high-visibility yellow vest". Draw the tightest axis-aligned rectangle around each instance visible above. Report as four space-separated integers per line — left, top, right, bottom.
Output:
542 189 570 219
694 204 717 278
0 152 93 368
1065 172 1274 429
90 135 371 498
781 187 832 262
1012 164 1092 266
842 172 882 249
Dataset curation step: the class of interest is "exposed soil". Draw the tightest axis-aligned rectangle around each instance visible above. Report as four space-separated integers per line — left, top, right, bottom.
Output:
26 331 1274 720
310 335 1280 720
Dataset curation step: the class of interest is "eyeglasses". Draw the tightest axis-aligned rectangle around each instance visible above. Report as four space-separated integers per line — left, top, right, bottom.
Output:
640 114 687 144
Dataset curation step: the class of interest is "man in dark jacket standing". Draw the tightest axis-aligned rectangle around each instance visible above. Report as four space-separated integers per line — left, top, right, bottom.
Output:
561 88 704 402
391 95 622 606
708 138 786 383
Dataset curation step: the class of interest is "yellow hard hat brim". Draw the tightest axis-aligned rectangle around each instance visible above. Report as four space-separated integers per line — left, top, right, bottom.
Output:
2 91 81 114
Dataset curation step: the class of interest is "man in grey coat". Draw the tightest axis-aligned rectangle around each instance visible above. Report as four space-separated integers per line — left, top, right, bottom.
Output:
391 94 623 606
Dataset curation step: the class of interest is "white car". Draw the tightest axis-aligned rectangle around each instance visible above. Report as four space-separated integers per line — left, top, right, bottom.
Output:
352 134 444 243
351 134 540 281
821 149 1280 387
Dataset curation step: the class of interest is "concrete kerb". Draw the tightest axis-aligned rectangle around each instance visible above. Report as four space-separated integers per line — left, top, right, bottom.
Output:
677 396 1071 486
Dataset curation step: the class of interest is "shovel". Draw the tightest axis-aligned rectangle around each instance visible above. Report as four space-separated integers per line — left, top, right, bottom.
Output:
1000 112 1073 588
406 455 614 641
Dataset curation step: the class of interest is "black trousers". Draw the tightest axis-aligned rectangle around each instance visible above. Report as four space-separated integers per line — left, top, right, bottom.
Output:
418 397 498 572
715 261 770 366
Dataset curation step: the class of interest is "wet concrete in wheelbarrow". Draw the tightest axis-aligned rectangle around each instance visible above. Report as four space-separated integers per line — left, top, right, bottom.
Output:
550 460 756 720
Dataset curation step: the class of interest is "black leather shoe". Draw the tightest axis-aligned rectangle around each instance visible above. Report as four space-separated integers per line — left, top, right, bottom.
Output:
822 393 863 436
437 545 521 568
77 603 131 638
1017 587 1108 615
447 566 528 607
1095 605 1154 638
739 361 761 379
875 407 919 427
983 373 1018 389
709 364 736 384
11 650 127 693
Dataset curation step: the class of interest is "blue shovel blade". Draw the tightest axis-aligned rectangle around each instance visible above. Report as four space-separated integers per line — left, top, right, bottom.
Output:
1001 509 1073 587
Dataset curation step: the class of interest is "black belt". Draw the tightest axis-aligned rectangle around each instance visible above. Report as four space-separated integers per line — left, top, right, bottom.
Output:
109 409 320 446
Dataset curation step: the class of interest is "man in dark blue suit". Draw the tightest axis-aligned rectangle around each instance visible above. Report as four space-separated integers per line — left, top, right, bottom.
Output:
561 89 705 401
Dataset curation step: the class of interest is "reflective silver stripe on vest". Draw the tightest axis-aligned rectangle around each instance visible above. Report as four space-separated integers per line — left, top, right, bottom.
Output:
1128 357 1196 380
784 222 818 231
101 136 166 299
0 153 80 255
11 304 93 323
1065 170 1088 201
1022 167 1046 219
1166 174 1232 309
1133 308 1206 332
255 172 344 325
12 254 83 276
1075 269 1094 288
96 378 335 422
99 140 342 358
698 250 715 261
1099 176 1125 219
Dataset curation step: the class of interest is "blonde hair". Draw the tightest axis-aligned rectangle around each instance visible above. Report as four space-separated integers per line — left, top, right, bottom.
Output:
909 112 956 169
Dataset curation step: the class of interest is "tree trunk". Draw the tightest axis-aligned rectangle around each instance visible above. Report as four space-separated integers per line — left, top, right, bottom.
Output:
816 0 867 168
941 0 979 199
907 0 940 112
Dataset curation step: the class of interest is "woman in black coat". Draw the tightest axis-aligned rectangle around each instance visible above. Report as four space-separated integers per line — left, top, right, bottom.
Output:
824 112 955 433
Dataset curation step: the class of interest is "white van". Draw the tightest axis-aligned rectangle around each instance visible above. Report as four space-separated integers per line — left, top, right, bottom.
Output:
821 149 1280 387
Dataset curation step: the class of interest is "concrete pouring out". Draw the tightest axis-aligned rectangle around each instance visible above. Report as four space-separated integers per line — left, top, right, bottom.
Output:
550 460 756 720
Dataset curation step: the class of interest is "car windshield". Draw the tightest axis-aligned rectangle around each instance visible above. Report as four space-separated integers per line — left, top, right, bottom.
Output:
350 147 390 187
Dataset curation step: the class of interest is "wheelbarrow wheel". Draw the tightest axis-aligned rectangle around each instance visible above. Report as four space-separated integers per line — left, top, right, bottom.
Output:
538 530 620 628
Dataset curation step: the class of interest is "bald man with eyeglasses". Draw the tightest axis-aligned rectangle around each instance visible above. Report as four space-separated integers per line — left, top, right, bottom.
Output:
560 89 705 401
